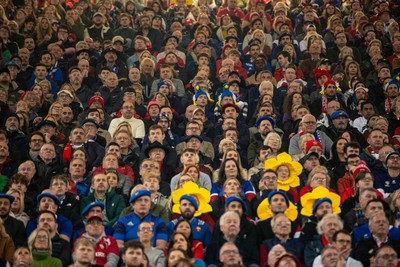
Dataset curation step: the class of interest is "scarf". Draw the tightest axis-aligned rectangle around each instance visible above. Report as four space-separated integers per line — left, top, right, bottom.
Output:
321 95 328 113
385 97 392 114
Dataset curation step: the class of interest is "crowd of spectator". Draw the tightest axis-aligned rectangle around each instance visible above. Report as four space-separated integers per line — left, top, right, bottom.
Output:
1 0 400 266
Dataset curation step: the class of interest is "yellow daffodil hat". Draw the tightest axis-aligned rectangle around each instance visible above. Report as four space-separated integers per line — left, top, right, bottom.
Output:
264 152 303 191
172 181 212 217
300 186 341 217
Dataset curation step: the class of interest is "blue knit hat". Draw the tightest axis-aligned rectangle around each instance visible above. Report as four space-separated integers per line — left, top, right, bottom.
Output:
312 198 332 214
157 81 170 91
180 194 199 210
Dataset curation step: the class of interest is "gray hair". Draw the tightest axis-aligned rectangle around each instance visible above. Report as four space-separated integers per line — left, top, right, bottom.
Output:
220 211 240 226
317 214 343 235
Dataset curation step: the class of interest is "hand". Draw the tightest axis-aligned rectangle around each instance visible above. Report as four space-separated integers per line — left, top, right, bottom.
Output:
33 117 43 125
47 203 57 214
44 133 52 143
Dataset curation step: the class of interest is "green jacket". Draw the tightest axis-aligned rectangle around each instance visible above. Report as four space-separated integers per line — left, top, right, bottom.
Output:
81 188 126 227
32 250 62 267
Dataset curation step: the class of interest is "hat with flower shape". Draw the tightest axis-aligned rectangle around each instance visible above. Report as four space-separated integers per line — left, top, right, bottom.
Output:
257 192 298 221
300 186 341 217
172 181 212 217
193 85 214 105
264 152 302 191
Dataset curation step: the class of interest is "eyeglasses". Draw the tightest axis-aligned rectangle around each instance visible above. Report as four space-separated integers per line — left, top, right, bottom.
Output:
303 121 316 125
142 164 157 169
312 177 326 182
377 254 397 261
36 235 48 240
186 127 200 131
276 221 291 227
139 227 152 232
221 250 239 255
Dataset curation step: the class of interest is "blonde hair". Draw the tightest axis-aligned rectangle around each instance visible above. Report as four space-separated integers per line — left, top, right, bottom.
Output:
6 189 24 215
306 166 331 188
28 228 52 254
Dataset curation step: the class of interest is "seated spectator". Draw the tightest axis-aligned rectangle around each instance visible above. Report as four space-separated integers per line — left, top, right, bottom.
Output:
113 190 167 249
353 211 400 266
26 193 73 243
205 211 259 266
81 172 126 227
37 210 71 266
28 228 62 267
74 214 119 267
304 214 343 267
137 221 165 266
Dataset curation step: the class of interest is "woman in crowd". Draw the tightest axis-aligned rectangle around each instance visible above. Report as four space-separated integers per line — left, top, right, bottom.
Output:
28 228 61 267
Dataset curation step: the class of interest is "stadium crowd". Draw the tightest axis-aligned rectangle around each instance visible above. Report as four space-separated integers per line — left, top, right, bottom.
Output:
1 0 400 266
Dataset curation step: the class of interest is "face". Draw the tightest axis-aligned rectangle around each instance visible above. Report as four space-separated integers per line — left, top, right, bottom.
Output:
70 128 85 145
168 250 185 267
38 213 57 233
336 139 347 154
18 161 36 181
277 165 290 180
272 215 291 236
186 167 199 181
92 174 109 193
75 245 96 265
224 160 238 178
172 233 188 251
368 130 384 150
14 248 31 266
219 244 241 265
220 215 240 238
132 196 151 216
310 172 327 188
334 233 352 257
69 159 86 177
50 179 68 196
115 132 131 149
0 142 9 160
373 247 398 267
180 199 196 220
106 172 118 188
301 115 317 133
5 116 19 132
369 215 389 236
34 230 49 250
224 179 240 196
0 198 10 216
321 247 340 267
322 218 341 240
103 154 118 170
269 195 288 213
315 201 332 219
39 144 56 161
61 107 73 123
